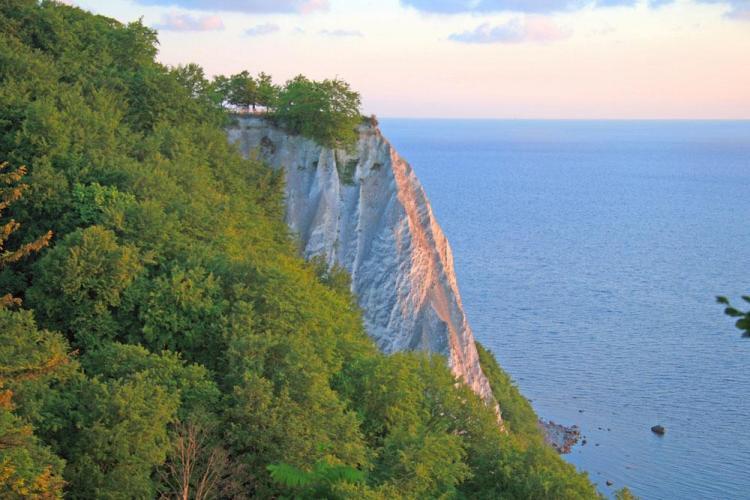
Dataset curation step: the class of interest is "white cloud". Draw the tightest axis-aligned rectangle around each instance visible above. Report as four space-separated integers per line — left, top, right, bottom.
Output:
402 0 632 13
245 23 280 36
155 13 224 31
709 0 750 20
728 5 750 19
400 0 713 13
134 0 328 14
449 17 571 43
319 29 363 37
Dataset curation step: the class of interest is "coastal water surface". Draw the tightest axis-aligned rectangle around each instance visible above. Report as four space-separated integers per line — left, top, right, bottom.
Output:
379 119 750 499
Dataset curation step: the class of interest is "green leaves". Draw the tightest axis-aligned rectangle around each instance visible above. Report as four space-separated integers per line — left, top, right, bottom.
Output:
724 307 743 317
27 226 142 350
80 342 220 420
0 308 70 499
58 373 179 499
72 182 136 230
268 463 315 488
130 265 228 367
221 70 279 112
735 316 750 334
274 75 362 149
716 295 750 337
268 460 365 499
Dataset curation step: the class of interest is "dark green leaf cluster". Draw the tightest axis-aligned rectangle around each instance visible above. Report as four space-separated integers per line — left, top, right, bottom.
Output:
267 460 365 499
716 295 750 337
0 1 599 498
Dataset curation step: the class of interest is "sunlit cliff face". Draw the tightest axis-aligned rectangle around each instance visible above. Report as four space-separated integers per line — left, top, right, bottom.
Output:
228 117 501 419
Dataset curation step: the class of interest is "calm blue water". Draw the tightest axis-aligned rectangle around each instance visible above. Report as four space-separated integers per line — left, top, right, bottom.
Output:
379 119 750 500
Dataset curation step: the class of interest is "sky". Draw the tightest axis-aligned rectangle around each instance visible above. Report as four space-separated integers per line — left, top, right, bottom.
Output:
64 0 750 119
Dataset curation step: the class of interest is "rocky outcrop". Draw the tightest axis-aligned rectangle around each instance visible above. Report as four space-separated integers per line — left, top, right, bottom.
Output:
228 117 497 409
540 420 581 454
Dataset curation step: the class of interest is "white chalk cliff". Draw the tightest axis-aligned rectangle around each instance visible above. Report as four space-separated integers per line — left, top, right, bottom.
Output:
228 117 497 410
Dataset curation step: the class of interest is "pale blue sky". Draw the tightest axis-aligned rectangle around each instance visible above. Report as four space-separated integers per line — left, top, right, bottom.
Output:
66 0 750 118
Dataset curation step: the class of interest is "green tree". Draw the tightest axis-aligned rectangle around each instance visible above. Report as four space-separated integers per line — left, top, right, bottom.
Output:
0 163 53 307
71 182 137 231
172 63 210 99
123 266 229 369
309 255 352 297
210 74 232 108
0 308 68 499
27 226 142 350
267 460 365 500
223 371 367 497
337 353 478 498
274 75 362 148
55 373 178 499
228 71 258 112
256 71 278 111
80 343 220 420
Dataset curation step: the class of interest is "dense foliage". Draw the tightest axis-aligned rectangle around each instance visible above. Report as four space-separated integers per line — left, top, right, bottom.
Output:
210 71 362 149
272 75 362 149
210 71 278 114
0 1 599 498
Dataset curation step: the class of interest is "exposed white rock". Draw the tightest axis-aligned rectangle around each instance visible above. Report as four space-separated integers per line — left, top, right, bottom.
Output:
228 117 498 411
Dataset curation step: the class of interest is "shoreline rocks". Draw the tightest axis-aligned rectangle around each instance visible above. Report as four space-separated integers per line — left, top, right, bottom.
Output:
540 419 581 454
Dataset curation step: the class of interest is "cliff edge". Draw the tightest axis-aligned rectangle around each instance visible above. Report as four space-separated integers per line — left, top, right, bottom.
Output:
228 117 496 408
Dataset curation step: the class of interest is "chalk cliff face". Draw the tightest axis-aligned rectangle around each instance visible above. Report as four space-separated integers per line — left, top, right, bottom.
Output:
228 117 496 407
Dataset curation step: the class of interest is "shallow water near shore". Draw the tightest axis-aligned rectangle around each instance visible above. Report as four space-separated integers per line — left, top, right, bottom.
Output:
380 119 750 499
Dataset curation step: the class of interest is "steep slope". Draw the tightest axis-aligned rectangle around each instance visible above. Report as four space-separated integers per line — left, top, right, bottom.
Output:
229 117 495 405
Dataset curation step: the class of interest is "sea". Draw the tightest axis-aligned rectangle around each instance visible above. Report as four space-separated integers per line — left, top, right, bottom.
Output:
379 119 750 500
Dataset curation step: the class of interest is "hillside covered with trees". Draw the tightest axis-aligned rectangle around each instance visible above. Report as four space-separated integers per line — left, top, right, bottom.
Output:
0 1 600 498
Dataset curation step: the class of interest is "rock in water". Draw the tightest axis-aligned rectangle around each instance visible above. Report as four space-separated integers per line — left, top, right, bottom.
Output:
229 117 497 410
651 425 666 435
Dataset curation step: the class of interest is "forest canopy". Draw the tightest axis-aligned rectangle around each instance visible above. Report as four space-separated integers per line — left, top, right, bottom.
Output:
0 1 599 498
172 66 363 149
